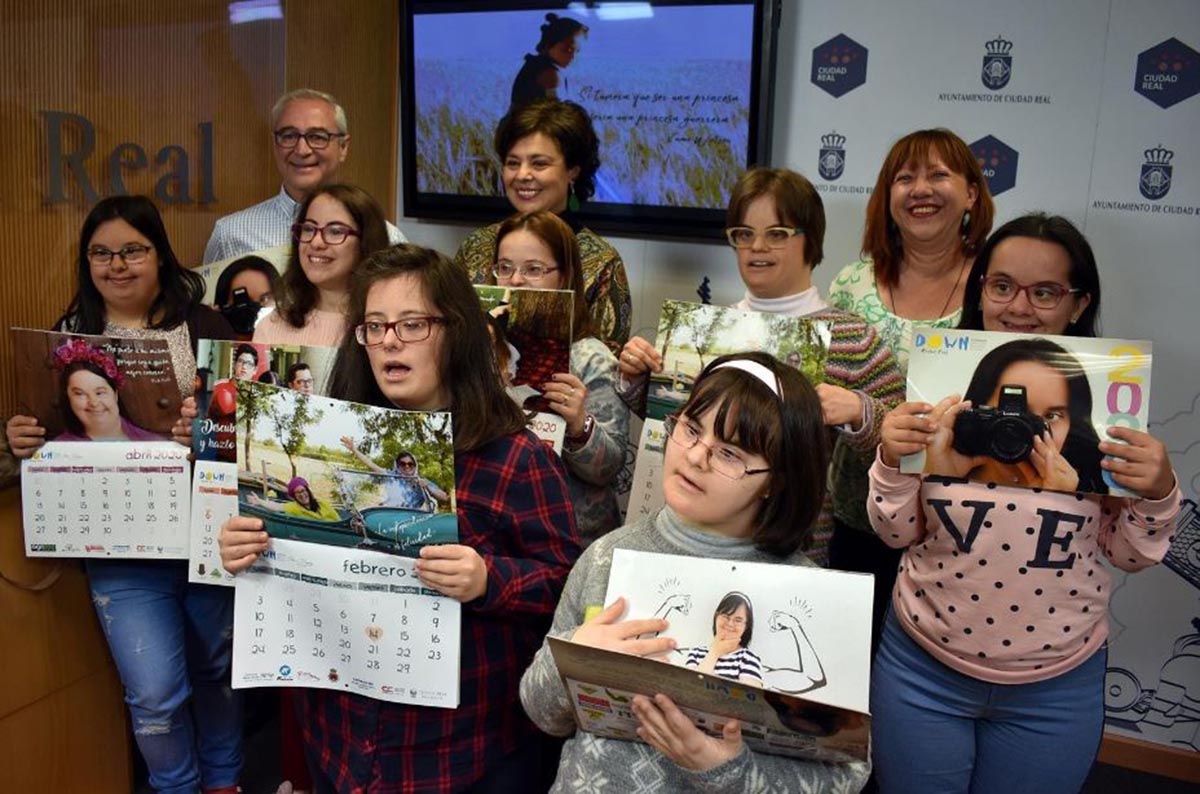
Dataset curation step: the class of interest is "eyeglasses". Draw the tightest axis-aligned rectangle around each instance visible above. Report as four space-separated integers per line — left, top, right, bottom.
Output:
981 275 1084 310
292 222 360 246
396 460 417 470
493 261 559 281
718 614 747 627
87 244 153 267
354 317 445 346
725 226 803 249
234 356 257 369
291 377 314 386
663 414 770 481
273 128 346 150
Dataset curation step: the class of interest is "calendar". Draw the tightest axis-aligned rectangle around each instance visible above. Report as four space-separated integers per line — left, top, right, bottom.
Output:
22 441 190 558
624 418 667 521
189 460 239 585
232 538 461 707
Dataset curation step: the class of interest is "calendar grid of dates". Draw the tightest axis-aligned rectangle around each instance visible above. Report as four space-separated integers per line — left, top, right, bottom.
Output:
21 441 190 558
233 538 461 708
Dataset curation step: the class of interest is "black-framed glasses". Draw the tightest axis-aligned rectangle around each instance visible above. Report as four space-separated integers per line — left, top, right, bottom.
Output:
663 414 770 481
292 222 360 246
354 317 445 347
273 128 346 149
981 275 1083 310
724 226 803 249
492 261 560 281
87 244 153 266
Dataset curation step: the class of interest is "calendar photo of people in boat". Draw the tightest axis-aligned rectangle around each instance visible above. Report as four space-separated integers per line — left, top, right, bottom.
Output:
11 328 180 441
234 380 456 555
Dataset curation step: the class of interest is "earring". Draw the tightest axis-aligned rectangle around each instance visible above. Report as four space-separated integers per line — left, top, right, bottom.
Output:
961 209 972 231
567 182 580 213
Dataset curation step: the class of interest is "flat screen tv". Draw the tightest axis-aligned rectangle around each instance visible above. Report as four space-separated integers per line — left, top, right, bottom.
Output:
400 0 782 239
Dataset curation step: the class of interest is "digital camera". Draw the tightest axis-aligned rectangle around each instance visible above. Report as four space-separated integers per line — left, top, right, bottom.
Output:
219 287 262 335
951 384 1048 464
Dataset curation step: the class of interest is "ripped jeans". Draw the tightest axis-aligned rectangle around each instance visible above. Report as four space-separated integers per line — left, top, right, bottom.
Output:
86 559 242 793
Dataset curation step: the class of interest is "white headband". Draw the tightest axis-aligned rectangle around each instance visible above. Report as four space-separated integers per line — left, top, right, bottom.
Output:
711 359 782 397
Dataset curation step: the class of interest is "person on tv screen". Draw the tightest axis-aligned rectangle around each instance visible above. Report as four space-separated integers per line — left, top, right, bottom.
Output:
510 13 589 108
455 99 631 353
52 339 162 442
870 213 1179 794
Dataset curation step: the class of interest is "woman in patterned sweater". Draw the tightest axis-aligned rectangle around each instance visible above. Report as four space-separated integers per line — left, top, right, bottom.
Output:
619 167 904 566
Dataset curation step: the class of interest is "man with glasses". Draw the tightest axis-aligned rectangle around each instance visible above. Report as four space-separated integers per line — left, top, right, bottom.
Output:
286 362 315 394
203 88 404 264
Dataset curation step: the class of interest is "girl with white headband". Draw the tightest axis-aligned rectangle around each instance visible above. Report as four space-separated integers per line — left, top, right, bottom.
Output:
521 351 869 792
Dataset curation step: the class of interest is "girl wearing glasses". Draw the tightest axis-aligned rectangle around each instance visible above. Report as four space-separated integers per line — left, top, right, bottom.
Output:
676 592 763 685
217 244 581 793
490 211 629 542
253 183 390 347
869 213 1179 793
619 168 904 569
521 352 868 791
6 196 242 794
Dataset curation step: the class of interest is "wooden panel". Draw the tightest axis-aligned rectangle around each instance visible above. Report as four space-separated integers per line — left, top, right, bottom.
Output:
1099 733 1200 783
284 0 400 218
0 0 285 421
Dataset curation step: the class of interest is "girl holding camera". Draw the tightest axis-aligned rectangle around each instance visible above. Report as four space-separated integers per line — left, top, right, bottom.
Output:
868 214 1179 793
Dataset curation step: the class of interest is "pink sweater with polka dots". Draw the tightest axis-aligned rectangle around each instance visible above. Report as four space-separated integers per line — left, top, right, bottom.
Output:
868 454 1180 684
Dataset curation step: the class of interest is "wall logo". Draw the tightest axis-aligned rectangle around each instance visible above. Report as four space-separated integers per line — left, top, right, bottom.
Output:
982 36 1013 90
969 135 1019 196
811 34 868 98
1135 38 1200 109
818 132 846 181
1139 145 1174 201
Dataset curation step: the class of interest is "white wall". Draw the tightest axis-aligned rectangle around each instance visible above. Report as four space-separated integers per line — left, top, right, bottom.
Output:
398 0 1200 752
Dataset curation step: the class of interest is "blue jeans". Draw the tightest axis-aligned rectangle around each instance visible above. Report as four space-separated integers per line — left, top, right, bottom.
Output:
87 559 242 793
870 609 1105 794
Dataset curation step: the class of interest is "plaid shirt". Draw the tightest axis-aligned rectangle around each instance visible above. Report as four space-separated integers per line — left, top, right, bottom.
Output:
298 429 581 793
203 185 406 264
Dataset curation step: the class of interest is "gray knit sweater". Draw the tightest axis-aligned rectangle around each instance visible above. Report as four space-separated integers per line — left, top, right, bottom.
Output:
520 508 871 793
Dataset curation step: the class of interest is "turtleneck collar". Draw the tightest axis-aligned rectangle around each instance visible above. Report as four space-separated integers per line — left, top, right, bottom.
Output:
733 286 828 318
653 505 761 559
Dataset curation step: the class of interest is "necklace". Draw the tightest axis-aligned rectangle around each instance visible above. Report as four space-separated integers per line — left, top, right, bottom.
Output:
886 257 968 320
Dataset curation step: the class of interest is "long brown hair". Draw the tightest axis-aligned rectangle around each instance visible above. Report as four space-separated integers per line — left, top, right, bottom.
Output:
490 210 593 341
328 245 527 452
274 183 390 328
861 129 994 288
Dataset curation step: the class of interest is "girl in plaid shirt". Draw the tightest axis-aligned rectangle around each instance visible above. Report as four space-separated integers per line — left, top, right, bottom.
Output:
220 245 582 793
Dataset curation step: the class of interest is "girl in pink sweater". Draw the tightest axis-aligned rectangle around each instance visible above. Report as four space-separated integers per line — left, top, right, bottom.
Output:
867 214 1180 794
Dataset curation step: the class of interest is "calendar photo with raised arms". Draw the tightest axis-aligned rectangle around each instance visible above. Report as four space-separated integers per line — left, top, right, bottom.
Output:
903 328 1153 498
235 380 456 556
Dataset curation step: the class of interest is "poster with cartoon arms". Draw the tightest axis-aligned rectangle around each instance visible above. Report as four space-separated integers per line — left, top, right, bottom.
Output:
232 538 460 707
604 549 873 713
902 328 1152 498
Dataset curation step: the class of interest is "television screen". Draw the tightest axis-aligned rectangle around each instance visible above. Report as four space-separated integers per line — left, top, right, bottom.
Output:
401 0 781 238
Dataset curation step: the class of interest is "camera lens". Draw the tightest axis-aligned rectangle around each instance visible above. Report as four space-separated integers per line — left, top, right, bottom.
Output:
989 417 1035 464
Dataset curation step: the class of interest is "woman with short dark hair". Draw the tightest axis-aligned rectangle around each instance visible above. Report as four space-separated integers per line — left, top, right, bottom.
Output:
455 99 631 352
